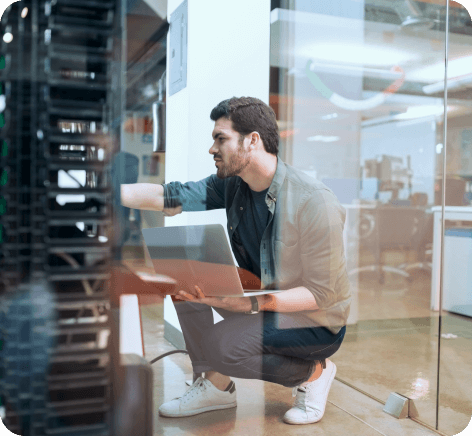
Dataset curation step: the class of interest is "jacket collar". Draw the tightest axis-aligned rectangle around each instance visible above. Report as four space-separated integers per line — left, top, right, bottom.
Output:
267 156 286 204
238 156 286 211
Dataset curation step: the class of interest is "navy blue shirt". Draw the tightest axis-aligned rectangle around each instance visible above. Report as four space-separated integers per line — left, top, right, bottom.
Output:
234 188 269 278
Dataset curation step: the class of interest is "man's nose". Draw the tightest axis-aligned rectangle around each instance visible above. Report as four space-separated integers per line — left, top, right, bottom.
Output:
209 143 217 155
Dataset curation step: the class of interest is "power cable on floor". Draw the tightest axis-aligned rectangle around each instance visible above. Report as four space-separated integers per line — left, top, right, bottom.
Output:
150 350 189 365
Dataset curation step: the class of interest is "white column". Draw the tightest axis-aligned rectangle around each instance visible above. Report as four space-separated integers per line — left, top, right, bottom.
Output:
165 0 270 227
164 0 270 330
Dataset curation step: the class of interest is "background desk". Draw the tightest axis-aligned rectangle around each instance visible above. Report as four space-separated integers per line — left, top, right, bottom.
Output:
431 206 472 311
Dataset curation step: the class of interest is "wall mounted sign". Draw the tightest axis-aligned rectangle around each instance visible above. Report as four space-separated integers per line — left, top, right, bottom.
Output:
169 0 188 96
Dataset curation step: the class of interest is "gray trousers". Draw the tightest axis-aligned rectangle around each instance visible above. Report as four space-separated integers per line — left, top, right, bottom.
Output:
174 301 346 388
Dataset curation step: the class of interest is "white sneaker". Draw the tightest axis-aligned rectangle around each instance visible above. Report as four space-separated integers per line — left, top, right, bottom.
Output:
283 359 337 425
158 377 237 418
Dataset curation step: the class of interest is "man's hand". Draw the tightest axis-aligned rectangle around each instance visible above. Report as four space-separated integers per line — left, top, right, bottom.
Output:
175 285 253 313
163 206 183 217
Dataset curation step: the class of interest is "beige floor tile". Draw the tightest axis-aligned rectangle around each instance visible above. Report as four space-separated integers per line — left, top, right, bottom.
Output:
141 301 447 436
329 379 438 436
336 270 472 435
153 375 383 436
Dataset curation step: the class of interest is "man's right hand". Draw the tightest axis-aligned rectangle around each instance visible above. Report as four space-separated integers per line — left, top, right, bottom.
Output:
163 206 183 217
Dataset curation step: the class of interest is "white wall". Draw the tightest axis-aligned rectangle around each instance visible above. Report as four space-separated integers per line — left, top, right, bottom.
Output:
165 0 270 229
164 0 271 332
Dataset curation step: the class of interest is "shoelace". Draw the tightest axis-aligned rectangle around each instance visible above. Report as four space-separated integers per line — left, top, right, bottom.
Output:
292 386 307 410
292 385 307 397
175 377 207 403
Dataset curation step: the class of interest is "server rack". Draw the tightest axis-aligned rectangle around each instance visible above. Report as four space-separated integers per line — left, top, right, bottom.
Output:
0 1 123 435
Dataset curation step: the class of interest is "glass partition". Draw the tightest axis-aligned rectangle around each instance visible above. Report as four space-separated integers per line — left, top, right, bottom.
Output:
438 2 472 434
270 0 453 431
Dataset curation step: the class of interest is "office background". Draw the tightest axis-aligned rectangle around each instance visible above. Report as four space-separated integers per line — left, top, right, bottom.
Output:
1 0 472 435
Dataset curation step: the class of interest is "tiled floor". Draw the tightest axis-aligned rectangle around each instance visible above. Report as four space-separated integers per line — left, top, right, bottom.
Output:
140 298 448 436
126 242 472 435
346 265 472 435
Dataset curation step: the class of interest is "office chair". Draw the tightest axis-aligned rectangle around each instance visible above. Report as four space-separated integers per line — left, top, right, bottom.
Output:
348 205 430 284
398 210 433 277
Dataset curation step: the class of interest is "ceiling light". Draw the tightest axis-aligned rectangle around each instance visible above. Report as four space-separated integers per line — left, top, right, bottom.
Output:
423 75 472 95
362 105 454 128
3 33 13 43
321 113 339 121
410 55 472 83
308 62 405 81
323 136 340 142
307 135 340 143
298 42 415 67
21 7 28 18
439 56 471 78
395 105 445 120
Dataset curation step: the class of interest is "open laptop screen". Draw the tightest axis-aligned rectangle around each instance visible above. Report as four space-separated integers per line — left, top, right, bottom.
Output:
142 224 244 297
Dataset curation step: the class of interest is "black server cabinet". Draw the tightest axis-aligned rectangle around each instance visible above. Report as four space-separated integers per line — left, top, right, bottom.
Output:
0 1 131 435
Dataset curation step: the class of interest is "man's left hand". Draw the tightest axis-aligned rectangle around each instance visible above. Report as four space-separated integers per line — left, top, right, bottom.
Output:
175 286 253 313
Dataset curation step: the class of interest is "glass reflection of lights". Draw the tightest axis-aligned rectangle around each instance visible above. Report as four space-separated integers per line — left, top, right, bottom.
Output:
408 374 431 400
3 33 13 43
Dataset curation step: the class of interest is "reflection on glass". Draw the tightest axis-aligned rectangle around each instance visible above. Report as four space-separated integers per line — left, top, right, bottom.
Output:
407 373 432 401
439 2 472 434
268 0 470 432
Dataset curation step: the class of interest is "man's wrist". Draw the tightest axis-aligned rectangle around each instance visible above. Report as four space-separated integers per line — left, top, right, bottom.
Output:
243 296 258 314
258 294 278 312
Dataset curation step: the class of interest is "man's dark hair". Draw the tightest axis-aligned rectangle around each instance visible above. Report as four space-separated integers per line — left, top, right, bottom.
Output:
210 97 279 155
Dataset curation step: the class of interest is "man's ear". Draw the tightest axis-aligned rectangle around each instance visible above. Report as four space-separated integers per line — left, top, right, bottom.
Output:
249 132 261 149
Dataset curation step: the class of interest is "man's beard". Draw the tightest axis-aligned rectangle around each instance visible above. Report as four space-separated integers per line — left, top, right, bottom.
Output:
216 141 250 179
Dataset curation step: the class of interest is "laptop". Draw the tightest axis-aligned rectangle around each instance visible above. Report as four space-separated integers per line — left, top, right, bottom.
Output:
141 224 280 297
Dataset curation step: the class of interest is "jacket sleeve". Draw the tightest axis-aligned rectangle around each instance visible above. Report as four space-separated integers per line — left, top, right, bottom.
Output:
298 188 347 310
162 174 226 211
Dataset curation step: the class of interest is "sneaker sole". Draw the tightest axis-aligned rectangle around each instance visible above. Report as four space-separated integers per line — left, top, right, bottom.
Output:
283 363 337 425
159 401 237 418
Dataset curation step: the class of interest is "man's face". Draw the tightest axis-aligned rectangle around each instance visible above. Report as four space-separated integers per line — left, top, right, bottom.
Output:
209 118 250 179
